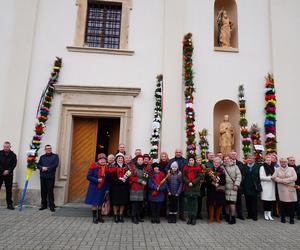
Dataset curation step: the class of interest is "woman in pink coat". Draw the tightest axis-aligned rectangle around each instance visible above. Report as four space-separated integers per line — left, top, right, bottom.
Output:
272 158 297 224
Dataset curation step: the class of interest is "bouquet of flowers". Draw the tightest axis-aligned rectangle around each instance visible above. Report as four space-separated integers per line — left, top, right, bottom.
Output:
119 170 132 182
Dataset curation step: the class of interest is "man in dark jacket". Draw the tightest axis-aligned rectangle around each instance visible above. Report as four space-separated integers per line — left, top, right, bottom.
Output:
37 145 59 212
288 156 300 220
167 149 187 221
229 151 245 220
0 141 17 210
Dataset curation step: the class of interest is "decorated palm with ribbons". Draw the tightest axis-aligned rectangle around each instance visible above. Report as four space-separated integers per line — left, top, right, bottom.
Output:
19 57 62 211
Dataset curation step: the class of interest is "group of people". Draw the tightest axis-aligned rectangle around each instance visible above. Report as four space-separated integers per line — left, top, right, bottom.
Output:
1 141 299 226
85 144 300 225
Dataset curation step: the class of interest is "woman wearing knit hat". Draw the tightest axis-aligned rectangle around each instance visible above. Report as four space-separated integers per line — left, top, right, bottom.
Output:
166 161 182 223
183 156 203 225
85 153 110 224
109 153 130 223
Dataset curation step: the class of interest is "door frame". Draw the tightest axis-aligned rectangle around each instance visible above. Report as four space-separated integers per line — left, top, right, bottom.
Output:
54 85 140 205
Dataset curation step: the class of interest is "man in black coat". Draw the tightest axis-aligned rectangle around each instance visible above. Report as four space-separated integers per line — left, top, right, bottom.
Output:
167 149 187 221
288 156 300 220
0 141 17 210
37 145 59 212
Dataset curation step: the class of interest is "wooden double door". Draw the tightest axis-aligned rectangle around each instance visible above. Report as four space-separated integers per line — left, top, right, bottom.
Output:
68 117 120 202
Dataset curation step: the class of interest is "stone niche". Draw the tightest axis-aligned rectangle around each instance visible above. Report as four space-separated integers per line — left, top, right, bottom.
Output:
214 0 238 52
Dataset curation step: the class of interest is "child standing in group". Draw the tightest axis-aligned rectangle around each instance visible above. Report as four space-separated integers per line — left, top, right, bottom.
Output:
128 155 147 224
166 161 182 223
148 163 167 223
183 156 203 225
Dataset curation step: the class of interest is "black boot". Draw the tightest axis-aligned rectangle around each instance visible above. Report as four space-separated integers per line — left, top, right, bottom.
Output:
289 217 295 224
97 210 104 223
191 216 196 225
114 215 119 223
173 214 177 223
151 217 155 223
225 214 230 222
137 215 144 222
119 214 124 223
92 210 98 224
281 216 286 223
229 216 236 225
168 214 172 223
187 216 191 225
132 216 139 224
156 217 160 224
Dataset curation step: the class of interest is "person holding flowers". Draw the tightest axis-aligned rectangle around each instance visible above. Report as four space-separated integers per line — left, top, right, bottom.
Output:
205 157 226 224
109 153 129 223
148 163 167 223
128 155 147 224
85 153 110 224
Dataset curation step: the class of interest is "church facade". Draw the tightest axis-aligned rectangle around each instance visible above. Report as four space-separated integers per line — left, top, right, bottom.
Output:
0 0 299 205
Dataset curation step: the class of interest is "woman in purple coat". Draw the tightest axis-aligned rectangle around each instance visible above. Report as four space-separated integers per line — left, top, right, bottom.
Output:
85 153 110 224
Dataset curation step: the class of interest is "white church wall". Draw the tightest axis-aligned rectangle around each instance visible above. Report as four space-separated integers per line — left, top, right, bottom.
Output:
16 0 165 190
184 0 272 157
270 0 300 161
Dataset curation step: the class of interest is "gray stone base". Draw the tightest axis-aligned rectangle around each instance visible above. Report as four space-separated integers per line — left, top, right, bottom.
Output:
0 185 40 207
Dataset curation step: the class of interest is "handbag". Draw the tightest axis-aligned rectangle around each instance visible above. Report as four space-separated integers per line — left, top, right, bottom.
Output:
216 185 225 192
224 166 239 190
101 192 111 216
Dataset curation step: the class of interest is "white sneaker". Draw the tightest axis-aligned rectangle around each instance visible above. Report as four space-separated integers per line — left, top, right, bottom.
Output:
268 211 274 221
264 211 269 220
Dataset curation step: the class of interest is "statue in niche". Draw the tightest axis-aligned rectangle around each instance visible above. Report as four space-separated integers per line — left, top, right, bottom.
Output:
216 9 234 47
219 114 234 156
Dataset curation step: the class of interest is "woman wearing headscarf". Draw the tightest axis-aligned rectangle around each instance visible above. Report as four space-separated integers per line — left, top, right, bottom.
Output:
85 153 110 224
109 153 129 223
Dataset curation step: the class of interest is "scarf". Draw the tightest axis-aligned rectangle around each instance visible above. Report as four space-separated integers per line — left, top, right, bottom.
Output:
151 171 165 196
90 163 106 189
116 164 127 179
129 170 142 192
263 163 275 176
183 165 200 182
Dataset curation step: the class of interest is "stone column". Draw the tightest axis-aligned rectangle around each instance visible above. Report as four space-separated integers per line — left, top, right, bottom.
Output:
161 0 185 156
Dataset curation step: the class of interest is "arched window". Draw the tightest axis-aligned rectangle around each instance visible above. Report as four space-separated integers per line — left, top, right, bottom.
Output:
214 0 238 52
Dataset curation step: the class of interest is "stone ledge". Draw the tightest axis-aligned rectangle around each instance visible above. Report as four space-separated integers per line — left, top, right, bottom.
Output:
214 46 239 53
66 46 135 56
54 84 141 97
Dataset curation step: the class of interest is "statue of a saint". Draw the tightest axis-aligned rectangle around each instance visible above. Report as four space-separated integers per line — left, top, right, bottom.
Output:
216 9 234 47
219 115 234 156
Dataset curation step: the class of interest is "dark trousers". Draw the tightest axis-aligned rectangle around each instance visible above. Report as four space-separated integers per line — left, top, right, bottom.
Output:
236 190 243 217
131 201 142 218
150 201 162 218
169 195 179 214
179 193 185 216
0 175 13 206
296 190 300 216
197 196 203 218
245 195 258 219
263 200 274 211
281 201 295 219
40 177 55 208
